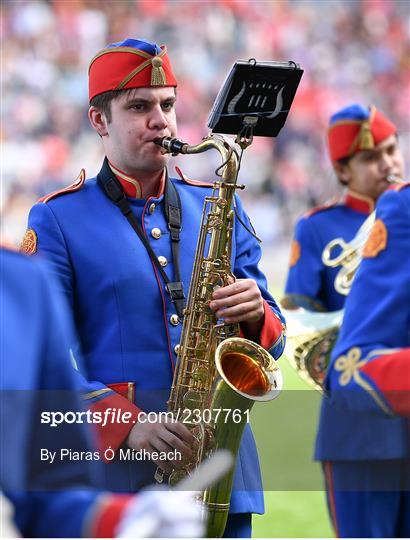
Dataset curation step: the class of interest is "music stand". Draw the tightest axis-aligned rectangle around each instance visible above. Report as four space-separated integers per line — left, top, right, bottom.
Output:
207 59 303 143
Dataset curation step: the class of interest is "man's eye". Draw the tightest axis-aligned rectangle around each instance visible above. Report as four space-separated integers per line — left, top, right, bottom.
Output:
131 104 145 111
162 102 174 111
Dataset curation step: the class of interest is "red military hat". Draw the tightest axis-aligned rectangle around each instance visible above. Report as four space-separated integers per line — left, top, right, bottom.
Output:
327 104 397 162
88 38 177 102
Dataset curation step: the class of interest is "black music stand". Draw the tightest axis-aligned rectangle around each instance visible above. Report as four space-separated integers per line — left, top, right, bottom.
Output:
208 59 303 141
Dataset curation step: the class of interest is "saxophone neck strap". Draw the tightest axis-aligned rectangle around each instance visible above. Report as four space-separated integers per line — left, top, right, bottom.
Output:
97 157 185 318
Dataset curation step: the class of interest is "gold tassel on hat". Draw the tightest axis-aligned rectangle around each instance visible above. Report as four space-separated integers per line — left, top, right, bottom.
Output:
151 56 166 86
348 118 375 155
357 119 374 150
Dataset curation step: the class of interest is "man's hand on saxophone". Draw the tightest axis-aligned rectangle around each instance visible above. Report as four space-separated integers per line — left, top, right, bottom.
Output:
209 278 265 340
126 419 195 473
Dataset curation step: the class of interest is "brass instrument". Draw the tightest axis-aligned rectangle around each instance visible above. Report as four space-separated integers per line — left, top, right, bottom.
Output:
282 208 375 390
154 134 283 537
281 308 343 392
322 212 375 295
283 177 407 390
321 175 406 296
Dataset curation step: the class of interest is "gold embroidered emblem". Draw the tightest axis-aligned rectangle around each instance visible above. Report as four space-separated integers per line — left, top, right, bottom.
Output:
289 239 301 267
334 347 366 386
20 229 37 255
333 347 393 415
362 219 387 258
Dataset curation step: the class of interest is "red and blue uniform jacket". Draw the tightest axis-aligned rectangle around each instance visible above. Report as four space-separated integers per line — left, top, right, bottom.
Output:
284 190 376 311
23 160 286 514
1 248 132 537
315 184 410 461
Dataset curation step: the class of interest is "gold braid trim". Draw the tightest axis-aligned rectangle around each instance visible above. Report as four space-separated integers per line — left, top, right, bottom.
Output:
82 388 112 401
117 47 167 88
88 46 153 72
334 347 396 416
117 58 152 89
90 46 168 88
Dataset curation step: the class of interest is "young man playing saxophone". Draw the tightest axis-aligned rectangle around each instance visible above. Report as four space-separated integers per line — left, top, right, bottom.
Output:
21 38 286 537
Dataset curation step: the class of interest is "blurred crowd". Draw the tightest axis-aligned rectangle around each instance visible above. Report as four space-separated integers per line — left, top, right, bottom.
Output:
2 0 409 253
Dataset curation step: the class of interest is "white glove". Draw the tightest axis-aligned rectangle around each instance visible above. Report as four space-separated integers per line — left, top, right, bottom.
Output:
116 487 205 538
0 492 21 537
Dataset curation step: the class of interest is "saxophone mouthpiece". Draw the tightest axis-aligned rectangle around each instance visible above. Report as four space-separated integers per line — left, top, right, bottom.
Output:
154 136 188 155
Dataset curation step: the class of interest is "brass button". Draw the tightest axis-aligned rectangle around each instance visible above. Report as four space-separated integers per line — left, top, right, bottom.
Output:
158 256 167 267
149 203 156 214
174 344 181 355
169 314 179 326
151 227 162 239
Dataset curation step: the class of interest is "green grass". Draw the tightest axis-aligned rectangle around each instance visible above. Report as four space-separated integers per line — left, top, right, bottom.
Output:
250 356 334 538
253 491 333 538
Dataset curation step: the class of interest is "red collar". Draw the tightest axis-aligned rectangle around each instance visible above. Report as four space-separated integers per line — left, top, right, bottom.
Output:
108 161 165 199
343 189 374 214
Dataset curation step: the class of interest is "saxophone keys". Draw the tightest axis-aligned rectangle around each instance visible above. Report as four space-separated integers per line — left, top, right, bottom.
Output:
203 426 216 452
183 390 203 410
169 469 189 486
154 468 165 483
192 366 208 383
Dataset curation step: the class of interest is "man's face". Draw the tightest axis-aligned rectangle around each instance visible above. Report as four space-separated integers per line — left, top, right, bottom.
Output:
335 134 404 201
99 87 177 176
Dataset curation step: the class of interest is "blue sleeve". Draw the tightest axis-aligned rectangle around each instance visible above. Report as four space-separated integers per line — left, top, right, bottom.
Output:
2 256 100 537
284 216 326 310
28 203 74 307
26 202 115 399
11 491 99 538
233 194 286 358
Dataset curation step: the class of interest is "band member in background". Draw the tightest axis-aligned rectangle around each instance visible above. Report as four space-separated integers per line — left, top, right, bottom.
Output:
283 103 404 312
323 181 410 537
1 247 203 538
20 38 286 537
282 103 406 538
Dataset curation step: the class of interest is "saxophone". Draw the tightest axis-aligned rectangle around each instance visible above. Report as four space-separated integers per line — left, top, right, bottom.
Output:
154 134 283 537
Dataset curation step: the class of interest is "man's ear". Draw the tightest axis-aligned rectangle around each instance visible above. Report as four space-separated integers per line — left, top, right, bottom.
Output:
333 161 351 186
88 107 108 137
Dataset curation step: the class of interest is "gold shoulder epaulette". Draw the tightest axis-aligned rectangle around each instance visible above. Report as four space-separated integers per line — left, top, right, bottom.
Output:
303 197 339 218
175 166 213 187
38 169 86 204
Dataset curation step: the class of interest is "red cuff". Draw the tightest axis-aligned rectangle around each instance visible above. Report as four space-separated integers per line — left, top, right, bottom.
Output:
89 392 141 457
259 300 285 350
360 348 410 416
240 301 284 350
90 494 134 538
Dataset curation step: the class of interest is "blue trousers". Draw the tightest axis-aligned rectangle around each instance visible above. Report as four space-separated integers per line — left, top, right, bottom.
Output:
223 513 252 538
323 460 410 538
